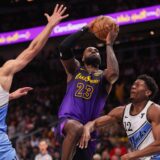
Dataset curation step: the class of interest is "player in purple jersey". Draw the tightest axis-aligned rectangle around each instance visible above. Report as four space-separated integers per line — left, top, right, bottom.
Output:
57 21 119 160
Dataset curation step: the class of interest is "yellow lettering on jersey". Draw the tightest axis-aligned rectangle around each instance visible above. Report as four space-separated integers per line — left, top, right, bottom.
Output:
75 73 99 84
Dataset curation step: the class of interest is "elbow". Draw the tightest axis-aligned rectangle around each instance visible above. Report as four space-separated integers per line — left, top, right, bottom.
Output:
107 71 119 84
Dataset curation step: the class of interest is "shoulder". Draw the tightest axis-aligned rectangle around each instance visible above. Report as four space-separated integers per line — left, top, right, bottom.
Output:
147 103 160 123
109 106 125 122
46 154 52 159
35 154 41 159
113 106 125 112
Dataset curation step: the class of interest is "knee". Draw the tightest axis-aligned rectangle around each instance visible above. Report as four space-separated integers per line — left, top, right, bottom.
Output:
65 120 83 139
72 124 83 138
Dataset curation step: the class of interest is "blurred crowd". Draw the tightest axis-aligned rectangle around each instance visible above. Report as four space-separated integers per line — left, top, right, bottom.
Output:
0 0 159 32
3 39 159 160
0 0 159 159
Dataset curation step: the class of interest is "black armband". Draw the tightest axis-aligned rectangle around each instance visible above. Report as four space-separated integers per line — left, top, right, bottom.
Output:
59 26 89 60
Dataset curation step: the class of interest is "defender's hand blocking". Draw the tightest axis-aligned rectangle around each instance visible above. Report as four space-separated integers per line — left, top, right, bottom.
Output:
79 126 91 149
79 121 95 149
44 4 69 27
9 87 33 100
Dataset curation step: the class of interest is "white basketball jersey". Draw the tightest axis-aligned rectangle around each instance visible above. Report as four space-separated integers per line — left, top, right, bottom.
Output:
123 100 160 160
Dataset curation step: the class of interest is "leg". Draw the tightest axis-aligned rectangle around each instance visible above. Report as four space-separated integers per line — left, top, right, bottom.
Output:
73 148 91 160
61 119 83 160
73 138 97 160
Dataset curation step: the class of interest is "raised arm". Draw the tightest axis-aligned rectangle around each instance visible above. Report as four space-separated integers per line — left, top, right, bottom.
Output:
121 104 160 160
0 4 68 91
103 24 119 85
79 106 124 149
59 26 89 80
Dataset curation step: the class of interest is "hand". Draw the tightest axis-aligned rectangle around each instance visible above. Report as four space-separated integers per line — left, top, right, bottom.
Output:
121 153 135 160
44 4 69 27
106 23 119 45
78 121 95 149
79 126 91 149
9 87 33 100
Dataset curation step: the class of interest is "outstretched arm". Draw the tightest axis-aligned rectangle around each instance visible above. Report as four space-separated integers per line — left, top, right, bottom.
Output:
9 87 33 101
59 19 99 80
2 4 68 75
103 24 119 86
0 4 68 91
121 104 160 160
79 107 124 149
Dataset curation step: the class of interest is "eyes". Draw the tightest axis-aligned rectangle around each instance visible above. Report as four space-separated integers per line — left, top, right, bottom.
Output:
87 48 99 53
132 81 146 89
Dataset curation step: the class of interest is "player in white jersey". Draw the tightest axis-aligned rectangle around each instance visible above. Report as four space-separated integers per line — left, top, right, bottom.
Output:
78 74 160 160
0 4 68 160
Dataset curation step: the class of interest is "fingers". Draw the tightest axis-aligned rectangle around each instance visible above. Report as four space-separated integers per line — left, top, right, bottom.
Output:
22 87 33 91
20 87 33 94
53 4 59 13
61 14 69 19
57 4 64 13
79 134 90 149
106 24 110 31
59 6 67 15
79 136 85 149
84 137 89 148
44 13 50 21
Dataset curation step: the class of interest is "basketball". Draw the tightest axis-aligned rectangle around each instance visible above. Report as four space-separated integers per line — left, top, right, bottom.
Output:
90 16 119 41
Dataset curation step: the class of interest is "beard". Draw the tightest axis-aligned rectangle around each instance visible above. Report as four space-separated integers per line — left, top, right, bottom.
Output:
84 54 101 68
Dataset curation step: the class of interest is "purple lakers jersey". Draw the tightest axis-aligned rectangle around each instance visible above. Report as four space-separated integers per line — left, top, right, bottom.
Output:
58 67 108 124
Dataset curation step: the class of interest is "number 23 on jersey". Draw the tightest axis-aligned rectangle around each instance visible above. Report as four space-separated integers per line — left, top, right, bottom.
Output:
75 82 94 99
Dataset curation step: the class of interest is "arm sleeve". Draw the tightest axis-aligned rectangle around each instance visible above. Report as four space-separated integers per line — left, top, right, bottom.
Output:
59 26 89 60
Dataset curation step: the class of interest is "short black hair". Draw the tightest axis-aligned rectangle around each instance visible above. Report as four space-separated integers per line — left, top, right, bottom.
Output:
137 74 158 100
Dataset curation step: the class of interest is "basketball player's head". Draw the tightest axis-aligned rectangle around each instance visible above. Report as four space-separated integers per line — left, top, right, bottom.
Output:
130 74 158 102
38 139 49 154
82 47 101 68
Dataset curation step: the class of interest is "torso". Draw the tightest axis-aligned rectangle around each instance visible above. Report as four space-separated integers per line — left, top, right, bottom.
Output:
0 85 9 133
123 100 160 160
0 85 14 154
58 66 108 124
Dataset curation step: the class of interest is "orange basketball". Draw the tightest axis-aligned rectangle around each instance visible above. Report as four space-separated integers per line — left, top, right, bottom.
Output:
90 16 119 41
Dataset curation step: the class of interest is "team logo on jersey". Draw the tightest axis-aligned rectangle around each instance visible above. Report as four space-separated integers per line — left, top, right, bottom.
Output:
75 73 100 84
94 70 103 76
141 113 145 118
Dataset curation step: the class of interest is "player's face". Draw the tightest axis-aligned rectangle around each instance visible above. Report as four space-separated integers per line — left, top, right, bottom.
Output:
130 79 151 102
39 141 48 154
82 47 101 67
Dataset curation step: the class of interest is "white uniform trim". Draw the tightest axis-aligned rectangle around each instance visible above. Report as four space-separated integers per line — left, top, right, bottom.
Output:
0 85 9 107
123 100 158 160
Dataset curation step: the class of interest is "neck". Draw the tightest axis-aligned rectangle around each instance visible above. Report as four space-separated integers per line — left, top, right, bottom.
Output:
84 64 99 73
131 99 149 113
41 151 47 155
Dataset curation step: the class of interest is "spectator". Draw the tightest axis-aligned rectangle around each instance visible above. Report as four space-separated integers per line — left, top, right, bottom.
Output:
35 139 52 160
93 153 102 160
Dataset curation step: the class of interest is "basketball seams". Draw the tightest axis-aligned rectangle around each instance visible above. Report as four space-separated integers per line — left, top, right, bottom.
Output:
91 16 118 41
